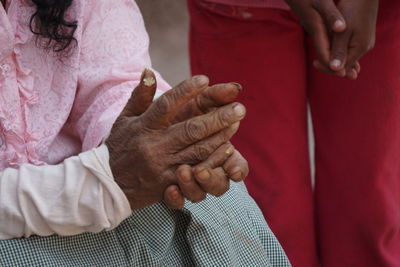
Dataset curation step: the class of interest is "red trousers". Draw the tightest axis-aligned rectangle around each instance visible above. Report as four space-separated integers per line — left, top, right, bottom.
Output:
188 1 400 266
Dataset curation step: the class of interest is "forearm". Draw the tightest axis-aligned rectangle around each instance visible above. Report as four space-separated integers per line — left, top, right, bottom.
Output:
0 145 131 240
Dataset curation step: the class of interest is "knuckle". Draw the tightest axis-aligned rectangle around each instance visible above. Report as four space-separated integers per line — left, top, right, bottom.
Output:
176 79 196 96
213 108 232 128
193 145 213 161
137 141 154 160
180 144 214 165
184 119 208 141
154 97 171 115
219 111 232 125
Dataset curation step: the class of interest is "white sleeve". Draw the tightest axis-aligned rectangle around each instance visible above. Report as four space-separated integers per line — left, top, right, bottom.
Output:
0 145 131 240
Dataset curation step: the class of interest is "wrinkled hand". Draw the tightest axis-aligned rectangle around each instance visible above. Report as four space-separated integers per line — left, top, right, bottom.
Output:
324 0 379 79
127 70 249 209
106 70 246 210
168 145 248 209
165 83 250 208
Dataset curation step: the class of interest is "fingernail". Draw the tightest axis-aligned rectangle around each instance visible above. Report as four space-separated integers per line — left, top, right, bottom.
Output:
225 145 234 155
233 104 246 117
333 20 345 30
350 69 358 80
231 171 243 181
193 75 209 87
197 169 210 181
143 77 156 87
331 59 341 69
140 69 146 80
231 82 243 91
141 68 156 87
179 169 192 183
171 190 180 200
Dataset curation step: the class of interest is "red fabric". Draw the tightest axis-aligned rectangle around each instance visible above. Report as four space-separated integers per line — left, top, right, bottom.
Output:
202 0 289 9
188 1 400 266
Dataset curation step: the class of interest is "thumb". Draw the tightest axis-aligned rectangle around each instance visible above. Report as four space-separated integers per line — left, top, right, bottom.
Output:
121 68 157 117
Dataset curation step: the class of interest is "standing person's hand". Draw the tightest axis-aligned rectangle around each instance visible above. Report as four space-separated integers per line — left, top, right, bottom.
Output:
284 0 361 79
285 0 346 70
325 0 379 79
106 70 246 210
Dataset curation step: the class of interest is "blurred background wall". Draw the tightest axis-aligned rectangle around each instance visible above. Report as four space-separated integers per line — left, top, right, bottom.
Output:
136 0 190 86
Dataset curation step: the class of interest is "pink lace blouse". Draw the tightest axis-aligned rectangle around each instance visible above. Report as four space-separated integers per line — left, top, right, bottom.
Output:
0 0 169 168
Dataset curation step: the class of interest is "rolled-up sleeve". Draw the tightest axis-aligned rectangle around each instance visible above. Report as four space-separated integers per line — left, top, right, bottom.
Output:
0 145 131 239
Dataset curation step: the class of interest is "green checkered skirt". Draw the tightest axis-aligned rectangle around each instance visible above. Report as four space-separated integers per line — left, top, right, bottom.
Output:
0 182 291 266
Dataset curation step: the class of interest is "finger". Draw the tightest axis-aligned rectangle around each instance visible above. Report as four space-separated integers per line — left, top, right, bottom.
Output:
354 61 361 73
175 122 240 164
329 31 352 72
141 75 209 130
163 185 185 210
167 103 245 149
223 149 249 182
291 6 329 64
174 83 242 123
176 165 207 203
121 69 157 117
345 68 358 80
193 143 235 171
313 60 346 77
314 60 336 74
307 11 332 69
345 45 368 74
194 167 230 197
314 0 346 32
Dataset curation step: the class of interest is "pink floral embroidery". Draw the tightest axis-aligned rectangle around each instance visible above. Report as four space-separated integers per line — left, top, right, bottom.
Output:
0 0 169 169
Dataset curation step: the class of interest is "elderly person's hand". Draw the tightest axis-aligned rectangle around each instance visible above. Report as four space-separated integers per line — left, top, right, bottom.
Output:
166 81 249 208
124 69 249 209
106 70 247 210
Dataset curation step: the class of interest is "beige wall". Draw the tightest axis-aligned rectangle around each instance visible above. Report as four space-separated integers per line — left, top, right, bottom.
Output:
136 0 190 86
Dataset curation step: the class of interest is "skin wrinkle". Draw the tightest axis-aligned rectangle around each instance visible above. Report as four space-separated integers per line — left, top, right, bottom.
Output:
106 70 249 210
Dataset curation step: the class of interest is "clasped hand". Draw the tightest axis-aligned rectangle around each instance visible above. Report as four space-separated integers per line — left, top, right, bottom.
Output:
106 70 249 210
286 0 379 79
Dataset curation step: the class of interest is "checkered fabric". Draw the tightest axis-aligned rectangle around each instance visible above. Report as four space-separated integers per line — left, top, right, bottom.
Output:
0 182 291 266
